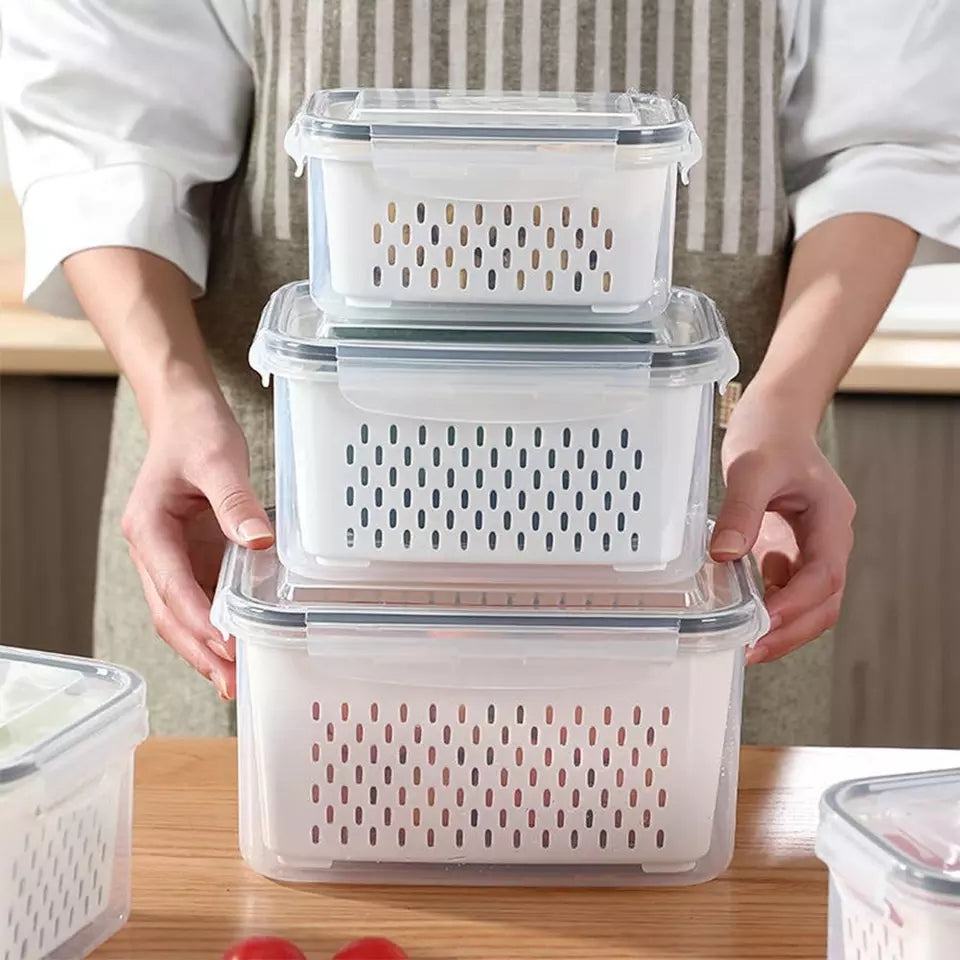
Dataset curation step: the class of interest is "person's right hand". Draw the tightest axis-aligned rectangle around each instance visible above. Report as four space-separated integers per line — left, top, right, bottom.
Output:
121 387 273 699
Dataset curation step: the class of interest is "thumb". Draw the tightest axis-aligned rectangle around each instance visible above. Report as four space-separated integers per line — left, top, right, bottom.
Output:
202 459 274 550
710 458 773 561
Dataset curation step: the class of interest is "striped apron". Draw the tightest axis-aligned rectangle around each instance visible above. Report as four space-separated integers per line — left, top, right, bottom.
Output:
94 0 834 743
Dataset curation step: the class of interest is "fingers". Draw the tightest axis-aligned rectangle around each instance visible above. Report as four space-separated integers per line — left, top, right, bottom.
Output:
121 408 251 697
759 549 793 592
747 590 843 663
122 506 222 647
763 558 844 631
754 512 800 590
133 554 236 698
197 453 274 550
710 454 777 561
218 633 237 662
764 492 854 630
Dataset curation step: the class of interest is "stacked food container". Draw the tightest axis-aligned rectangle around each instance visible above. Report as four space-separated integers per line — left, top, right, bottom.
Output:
817 768 960 958
0 645 147 960
213 88 769 886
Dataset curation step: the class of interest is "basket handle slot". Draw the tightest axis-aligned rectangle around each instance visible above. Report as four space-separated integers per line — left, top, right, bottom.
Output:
367 139 615 202
305 624 682 674
334 352 653 423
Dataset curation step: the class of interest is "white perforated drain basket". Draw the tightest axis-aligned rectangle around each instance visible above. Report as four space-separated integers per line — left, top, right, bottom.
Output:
0 647 146 960
250 281 737 583
818 769 960 959
286 89 700 315
212 536 767 886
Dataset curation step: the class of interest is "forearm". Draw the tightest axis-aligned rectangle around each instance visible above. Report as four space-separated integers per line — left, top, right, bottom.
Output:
746 213 918 431
63 248 222 432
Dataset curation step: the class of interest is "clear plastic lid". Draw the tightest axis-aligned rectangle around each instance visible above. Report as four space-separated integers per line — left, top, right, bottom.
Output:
249 281 739 390
286 88 700 163
211 529 767 655
0 646 146 786
819 768 960 900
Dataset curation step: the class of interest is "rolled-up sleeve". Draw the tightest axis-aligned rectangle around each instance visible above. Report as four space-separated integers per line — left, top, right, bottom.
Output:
0 0 254 312
782 0 960 249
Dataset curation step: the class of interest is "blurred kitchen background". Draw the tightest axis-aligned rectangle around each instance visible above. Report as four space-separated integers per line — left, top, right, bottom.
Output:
2 125 959 749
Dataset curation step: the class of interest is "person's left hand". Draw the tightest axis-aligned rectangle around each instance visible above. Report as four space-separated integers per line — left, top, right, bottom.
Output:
709 387 855 664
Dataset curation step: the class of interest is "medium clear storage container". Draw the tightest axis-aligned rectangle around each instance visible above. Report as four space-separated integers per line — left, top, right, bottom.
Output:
211 536 767 886
250 281 737 584
0 646 147 960
285 89 701 316
818 768 960 960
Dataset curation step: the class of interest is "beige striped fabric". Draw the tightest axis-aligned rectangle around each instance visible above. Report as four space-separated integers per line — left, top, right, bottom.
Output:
94 0 833 747
250 0 787 260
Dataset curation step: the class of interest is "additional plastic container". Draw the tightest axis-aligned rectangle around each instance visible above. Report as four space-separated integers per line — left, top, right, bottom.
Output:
0 646 147 960
250 281 737 584
818 768 960 960
285 89 701 315
211 535 767 886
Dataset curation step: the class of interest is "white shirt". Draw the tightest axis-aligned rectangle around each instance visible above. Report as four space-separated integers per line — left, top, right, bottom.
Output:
1 0 959 317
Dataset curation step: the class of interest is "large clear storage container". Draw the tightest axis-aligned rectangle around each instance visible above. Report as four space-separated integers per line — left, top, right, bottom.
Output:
250 281 737 584
211 536 767 886
818 768 960 960
0 646 147 960
285 89 701 316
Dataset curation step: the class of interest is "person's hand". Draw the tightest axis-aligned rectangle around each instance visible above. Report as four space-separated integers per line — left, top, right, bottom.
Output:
56 247 273 696
709 388 855 664
121 387 273 698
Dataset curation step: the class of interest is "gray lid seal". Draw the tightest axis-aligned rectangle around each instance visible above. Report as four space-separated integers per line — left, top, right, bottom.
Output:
249 281 739 390
211 517 767 650
0 646 146 786
286 87 700 147
819 768 960 901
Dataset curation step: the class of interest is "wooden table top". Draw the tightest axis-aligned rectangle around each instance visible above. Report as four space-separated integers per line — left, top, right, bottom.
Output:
90 738 960 960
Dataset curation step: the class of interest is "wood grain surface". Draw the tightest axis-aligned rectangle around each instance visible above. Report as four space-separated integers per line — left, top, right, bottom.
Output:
0 187 115 375
91 738 960 960
833 394 960 749
0 376 113 659
0 306 116 375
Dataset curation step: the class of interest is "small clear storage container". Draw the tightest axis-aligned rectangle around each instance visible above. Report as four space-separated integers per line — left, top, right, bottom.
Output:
211 536 767 886
0 646 147 960
818 768 960 960
285 89 701 316
250 281 737 584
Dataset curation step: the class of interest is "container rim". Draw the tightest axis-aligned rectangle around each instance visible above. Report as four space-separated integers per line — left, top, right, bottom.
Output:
248 281 740 389
0 646 146 786
212 513 768 648
820 768 960 900
292 88 697 148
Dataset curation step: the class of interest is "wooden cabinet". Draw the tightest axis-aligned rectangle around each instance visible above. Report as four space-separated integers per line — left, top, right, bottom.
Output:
833 394 960 747
0 375 114 657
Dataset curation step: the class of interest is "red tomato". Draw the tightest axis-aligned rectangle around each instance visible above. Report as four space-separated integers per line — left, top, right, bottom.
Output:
221 936 308 960
331 937 408 960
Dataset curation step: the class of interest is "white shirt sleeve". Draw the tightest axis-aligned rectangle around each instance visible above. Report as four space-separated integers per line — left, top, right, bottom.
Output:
781 0 960 250
0 0 255 315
